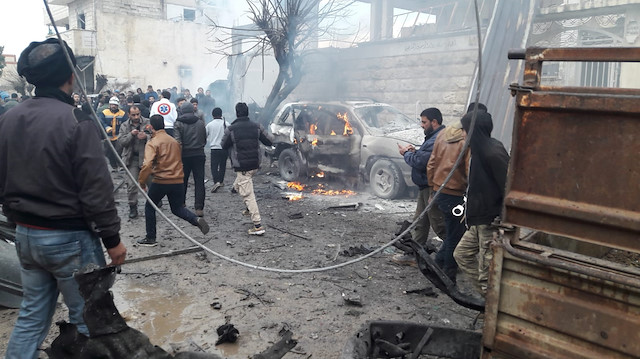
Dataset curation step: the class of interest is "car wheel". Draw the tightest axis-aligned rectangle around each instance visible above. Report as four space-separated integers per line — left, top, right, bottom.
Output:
369 159 405 199
279 148 305 181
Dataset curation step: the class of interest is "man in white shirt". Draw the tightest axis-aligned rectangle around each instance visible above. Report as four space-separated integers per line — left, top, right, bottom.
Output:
150 90 177 137
205 107 230 192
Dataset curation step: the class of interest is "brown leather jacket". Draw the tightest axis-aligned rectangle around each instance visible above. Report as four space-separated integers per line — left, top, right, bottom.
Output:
427 125 470 196
139 129 184 187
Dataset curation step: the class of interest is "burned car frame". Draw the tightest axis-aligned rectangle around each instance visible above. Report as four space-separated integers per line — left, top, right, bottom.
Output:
267 101 423 199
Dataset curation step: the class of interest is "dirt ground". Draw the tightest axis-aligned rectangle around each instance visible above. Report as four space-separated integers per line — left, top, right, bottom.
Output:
0 159 482 358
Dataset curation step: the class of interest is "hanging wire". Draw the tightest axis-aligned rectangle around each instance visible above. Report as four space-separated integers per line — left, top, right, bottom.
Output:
42 0 484 274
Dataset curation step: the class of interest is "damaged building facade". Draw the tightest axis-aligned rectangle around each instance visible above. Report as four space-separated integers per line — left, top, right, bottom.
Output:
45 0 233 93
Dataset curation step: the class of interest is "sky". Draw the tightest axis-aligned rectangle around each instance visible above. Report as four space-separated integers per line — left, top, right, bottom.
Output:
0 0 50 56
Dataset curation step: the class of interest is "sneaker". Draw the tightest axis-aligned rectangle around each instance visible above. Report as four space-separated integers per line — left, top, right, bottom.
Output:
137 238 157 247
248 226 265 236
210 182 222 193
242 209 251 216
197 217 210 235
391 253 417 267
195 209 204 217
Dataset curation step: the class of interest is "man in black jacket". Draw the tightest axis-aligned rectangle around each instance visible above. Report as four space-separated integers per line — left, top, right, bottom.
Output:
453 111 509 294
221 102 273 235
174 102 207 217
0 38 126 359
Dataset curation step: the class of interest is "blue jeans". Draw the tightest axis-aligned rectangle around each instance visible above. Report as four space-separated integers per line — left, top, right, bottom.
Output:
6 226 106 359
434 193 466 280
145 182 199 240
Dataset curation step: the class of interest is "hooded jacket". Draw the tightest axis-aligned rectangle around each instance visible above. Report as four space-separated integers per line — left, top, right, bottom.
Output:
404 125 445 189
0 90 121 248
427 124 470 196
461 112 510 226
221 116 273 172
174 111 206 157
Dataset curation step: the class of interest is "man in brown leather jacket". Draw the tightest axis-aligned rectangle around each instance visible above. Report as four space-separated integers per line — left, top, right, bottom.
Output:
427 118 471 282
137 115 209 246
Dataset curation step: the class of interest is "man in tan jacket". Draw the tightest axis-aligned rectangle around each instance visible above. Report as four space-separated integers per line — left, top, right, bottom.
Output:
427 120 471 282
137 115 209 246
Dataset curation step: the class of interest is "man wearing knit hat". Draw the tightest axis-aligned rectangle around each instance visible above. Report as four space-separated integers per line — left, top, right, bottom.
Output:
0 38 126 359
99 96 128 170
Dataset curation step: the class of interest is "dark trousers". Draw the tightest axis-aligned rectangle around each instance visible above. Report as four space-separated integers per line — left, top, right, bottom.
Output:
145 183 198 239
182 155 206 210
434 193 466 280
103 140 123 169
210 149 228 184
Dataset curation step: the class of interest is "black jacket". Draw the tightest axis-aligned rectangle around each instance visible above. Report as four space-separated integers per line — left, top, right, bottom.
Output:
174 113 206 157
221 116 273 172
461 112 510 226
0 90 121 248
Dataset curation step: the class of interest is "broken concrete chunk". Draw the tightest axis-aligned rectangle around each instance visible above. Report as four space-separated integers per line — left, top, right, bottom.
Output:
342 292 363 307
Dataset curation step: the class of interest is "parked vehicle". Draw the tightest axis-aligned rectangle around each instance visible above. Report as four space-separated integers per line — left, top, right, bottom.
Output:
267 100 422 199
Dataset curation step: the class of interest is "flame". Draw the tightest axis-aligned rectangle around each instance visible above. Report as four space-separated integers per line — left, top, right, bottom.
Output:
337 112 354 136
309 123 318 135
287 182 305 191
316 171 325 178
286 193 303 201
311 138 318 146
312 188 356 196
330 130 336 135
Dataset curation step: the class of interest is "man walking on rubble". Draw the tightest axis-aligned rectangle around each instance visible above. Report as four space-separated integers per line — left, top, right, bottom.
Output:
454 110 509 295
174 102 207 217
137 115 210 246
99 96 128 170
0 38 127 359
206 107 230 193
394 108 448 266
221 102 273 235
118 105 151 219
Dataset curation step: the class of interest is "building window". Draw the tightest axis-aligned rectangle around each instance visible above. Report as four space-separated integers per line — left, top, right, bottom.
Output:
184 9 196 22
77 13 86 30
178 65 192 79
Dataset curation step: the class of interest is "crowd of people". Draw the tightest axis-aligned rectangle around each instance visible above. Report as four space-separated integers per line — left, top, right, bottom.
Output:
0 38 513 358
0 39 274 359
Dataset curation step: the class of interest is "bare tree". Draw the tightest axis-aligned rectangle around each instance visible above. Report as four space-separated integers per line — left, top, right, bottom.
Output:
2 67 33 96
209 0 353 125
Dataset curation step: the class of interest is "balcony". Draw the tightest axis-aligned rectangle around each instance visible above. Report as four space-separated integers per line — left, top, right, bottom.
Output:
44 4 69 27
47 29 97 57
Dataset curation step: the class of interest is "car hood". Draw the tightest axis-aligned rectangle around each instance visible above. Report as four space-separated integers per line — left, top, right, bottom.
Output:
383 128 424 146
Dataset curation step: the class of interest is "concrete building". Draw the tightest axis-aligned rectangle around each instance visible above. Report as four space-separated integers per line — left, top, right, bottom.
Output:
46 0 233 93
229 0 640 146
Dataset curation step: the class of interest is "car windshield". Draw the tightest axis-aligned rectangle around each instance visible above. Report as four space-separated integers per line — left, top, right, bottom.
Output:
353 105 415 134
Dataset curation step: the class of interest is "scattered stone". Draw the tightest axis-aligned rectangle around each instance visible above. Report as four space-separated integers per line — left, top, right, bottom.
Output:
210 302 222 310
215 323 239 345
342 293 363 307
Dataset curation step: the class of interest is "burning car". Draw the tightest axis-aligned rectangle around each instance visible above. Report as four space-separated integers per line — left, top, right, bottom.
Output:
267 101 422 199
